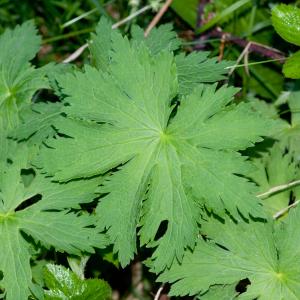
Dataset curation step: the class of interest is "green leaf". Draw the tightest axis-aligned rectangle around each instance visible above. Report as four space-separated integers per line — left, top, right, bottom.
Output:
0 21 49 130
131 23 181 55
197 284 238 300
160 206 300 299
0 139 107 300
171 0 198 28
197 0 252 34
283 51 300 79
251 143 298 215
272 4 300 46
175 52 231 95
37 26 275 272
44 264 111 300
13 102 63 144
279 90 300 162
89 17 113 71
89 18 228 96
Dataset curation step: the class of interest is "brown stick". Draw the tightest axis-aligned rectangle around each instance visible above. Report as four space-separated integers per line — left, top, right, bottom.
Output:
195 29 286 61
144 0 173 37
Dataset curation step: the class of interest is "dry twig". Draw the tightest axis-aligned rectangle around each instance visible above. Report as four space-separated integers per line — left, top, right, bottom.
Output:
144 0 173 37
63 5 152 63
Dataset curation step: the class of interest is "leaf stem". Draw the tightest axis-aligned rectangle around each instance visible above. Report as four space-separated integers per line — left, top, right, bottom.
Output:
273 200 300 219
257 179 300 199
154 284 164 300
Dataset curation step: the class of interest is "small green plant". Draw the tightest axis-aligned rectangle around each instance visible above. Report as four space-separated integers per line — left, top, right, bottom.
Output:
0 15 299 300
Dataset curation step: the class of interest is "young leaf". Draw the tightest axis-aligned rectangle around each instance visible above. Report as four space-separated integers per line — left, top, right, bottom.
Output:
44 264 111 300
0 139 107 300
0 21 49 130
272 4 300 46
37 27 274 272
160 206 300 299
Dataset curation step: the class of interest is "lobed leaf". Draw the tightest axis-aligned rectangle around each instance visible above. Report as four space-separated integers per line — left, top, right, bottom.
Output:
37 20 276 272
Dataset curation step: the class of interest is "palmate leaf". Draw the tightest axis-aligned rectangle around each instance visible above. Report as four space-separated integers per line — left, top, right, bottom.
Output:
0 21 49 130
160 207 300 300
0 139 107 300
89 17 230 95
37 25 275 272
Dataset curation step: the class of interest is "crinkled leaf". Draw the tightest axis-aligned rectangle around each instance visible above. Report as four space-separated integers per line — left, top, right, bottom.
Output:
37 26 274 272
160 206 300 299
44 264 111 300
272 4 300 46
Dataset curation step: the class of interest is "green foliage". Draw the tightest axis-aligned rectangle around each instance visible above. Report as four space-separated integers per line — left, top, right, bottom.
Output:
0 139 107 300
0 21 49 130
272 4 300 47
272 4 300 79
44 264 111 300
160 206 300 299
283 51 300 79
36 20 277 274
0 3 299 297
251 143 298 214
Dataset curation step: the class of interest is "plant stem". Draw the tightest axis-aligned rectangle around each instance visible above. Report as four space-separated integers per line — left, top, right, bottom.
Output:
144 0 173 37
273 200 300 219
154 285 164 300
257 179 300 199
62 4 151 63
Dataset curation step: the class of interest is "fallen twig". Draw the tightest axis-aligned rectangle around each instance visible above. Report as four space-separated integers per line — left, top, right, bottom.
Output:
194 29 285 61
62 4 152 63
228 42 251 75
144 0 173 37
